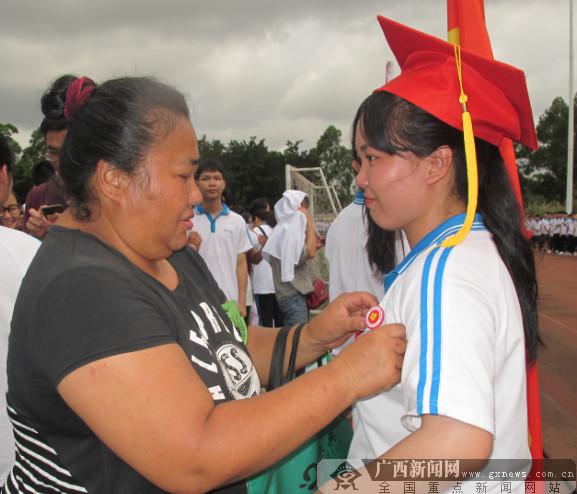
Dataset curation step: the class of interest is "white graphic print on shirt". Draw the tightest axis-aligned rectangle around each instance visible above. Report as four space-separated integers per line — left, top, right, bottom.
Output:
187 302 260 401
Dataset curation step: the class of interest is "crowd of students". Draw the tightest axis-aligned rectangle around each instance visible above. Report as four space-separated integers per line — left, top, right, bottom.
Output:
186 156 321 330
526 213 577 255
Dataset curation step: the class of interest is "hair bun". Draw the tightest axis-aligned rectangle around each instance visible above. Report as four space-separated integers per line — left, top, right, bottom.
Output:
41 90 67 119
41 74 78 120
64 77 96 119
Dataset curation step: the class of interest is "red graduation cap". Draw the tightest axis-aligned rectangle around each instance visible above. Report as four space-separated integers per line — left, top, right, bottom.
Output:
374 16 538 151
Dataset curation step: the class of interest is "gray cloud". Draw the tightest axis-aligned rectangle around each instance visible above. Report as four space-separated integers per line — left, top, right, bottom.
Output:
0 0 570 151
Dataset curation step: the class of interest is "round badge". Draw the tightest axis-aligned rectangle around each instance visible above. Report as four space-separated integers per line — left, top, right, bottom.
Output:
365 306 385 330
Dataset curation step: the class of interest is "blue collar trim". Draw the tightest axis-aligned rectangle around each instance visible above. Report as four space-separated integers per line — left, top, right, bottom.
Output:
194 204 231 233
353 191 365 205
195 203 230 216
384 213 486 291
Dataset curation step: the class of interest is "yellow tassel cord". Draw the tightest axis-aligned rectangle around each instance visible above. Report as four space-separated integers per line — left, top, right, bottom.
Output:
440 45 479 248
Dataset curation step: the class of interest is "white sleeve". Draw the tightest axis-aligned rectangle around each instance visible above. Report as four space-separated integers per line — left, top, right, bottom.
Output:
401 247 495 436
236 218 253 255
325 221 345 301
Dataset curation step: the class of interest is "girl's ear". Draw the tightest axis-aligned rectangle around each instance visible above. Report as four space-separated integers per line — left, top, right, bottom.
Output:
426 145 453 185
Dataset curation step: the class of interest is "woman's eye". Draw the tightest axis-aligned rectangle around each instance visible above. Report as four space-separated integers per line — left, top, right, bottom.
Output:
179 174 193 182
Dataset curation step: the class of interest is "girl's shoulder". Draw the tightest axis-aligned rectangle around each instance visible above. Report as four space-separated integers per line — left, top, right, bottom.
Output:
393 229 506 299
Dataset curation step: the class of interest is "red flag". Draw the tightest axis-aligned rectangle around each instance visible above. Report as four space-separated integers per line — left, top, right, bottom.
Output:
447 0 543 464
448 0 493 56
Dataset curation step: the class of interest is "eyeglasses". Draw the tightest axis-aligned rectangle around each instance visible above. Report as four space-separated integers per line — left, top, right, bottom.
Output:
0 204 23 217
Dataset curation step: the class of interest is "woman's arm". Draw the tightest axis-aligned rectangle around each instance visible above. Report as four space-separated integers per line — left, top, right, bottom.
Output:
317 415 493 493
247 291 380 385
58 324 405 494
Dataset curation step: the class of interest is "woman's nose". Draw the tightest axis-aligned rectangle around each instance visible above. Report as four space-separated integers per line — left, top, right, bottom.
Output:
355 163 368 190
189 181 203 205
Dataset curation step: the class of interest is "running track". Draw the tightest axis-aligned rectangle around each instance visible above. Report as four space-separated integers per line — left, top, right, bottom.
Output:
535 253 577 464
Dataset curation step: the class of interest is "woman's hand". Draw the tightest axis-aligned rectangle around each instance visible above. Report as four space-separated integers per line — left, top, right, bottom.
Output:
331 324 406 400
305 291 378 351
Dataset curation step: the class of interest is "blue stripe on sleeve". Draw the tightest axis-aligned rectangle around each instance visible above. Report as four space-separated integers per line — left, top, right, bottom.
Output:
429 247 453 414
417 247 438 415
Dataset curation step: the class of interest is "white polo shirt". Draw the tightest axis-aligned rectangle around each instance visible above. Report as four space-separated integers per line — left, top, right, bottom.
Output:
194 204 252 302
0 227 40 485
251 224 275 295
349 214 530 493
326 192 410 355
326 192 386 302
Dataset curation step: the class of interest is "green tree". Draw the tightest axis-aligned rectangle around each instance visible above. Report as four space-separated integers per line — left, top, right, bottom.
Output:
311 125 353 205
196 126 356 213
13 129 45 202
197 135 285 210
198 135 227 161
224 137 285 208
519 96 575 205
283 140 313 167
0 123 23 159
0 123 46 201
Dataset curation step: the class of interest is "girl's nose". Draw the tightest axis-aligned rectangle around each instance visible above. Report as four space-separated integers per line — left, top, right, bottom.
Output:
355 163 368 190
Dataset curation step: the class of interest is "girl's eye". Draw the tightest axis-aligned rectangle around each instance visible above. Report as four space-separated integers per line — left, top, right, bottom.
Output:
179 174 193 182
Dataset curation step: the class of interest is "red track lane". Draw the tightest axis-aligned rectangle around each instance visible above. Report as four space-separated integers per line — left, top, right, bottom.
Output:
535 253 577 464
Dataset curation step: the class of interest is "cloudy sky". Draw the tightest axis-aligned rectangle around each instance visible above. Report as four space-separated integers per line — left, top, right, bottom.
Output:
0 0 571 151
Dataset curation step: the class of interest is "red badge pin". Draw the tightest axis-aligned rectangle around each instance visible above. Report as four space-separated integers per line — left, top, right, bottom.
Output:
365 306 385 330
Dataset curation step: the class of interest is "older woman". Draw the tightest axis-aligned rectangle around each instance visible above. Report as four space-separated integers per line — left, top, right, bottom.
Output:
3 76 405 494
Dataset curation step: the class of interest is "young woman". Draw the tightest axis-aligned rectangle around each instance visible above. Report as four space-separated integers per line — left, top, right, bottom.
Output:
333 16 540 494
3 76 406 494
249 208 283 327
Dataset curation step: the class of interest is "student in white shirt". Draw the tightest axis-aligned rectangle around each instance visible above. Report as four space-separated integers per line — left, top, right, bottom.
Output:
249 209 282 327
321 16 542 493
0 134 40 485
194 159 252 317
326 165 409 355
326 190 385 303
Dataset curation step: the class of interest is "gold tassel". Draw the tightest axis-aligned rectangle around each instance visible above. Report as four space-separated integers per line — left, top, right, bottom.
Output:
441 45 479 248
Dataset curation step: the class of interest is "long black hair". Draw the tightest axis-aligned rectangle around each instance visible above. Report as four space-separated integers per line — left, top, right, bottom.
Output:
351 104 398 277
356 91 541 363
253 208 277 228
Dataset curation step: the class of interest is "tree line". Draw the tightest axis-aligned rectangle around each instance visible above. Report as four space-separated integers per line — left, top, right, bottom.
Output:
517 96 577 214
0 123 354 211
2 95 576 214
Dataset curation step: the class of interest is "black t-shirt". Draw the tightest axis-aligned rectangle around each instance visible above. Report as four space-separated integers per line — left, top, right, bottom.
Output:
3 226 260 494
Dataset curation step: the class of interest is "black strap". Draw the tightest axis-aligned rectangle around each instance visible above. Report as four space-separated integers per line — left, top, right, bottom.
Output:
284 323 305 385
268 326 291 390
256 226 268 239
267 323 306 390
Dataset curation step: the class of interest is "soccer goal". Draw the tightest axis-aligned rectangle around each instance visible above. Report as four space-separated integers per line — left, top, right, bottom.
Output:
285 164 342 237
